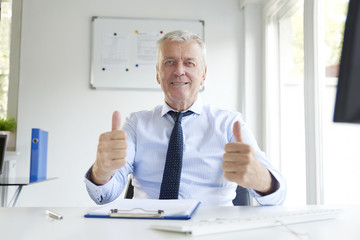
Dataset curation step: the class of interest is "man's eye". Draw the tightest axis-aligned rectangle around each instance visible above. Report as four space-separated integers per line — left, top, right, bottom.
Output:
164 60 174 65
186 62 195 66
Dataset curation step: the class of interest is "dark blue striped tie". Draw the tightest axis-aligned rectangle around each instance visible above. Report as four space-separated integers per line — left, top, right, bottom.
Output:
159 111 192 199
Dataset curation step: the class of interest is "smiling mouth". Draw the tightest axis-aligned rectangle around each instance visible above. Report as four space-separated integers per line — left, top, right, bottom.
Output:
171 82 189 85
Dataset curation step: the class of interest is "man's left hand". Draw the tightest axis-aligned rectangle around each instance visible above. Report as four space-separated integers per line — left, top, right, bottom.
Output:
222 121 273 195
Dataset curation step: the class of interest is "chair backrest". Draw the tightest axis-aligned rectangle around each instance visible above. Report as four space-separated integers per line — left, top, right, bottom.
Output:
124 179 250 206
124 178 134 199
232 185 251 206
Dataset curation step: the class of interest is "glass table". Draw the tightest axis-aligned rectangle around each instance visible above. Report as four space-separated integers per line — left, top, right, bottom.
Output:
0 177 56 207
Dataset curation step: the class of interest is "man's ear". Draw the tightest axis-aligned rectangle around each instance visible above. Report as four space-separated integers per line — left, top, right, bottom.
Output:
201 66 207 86
156 64 160 84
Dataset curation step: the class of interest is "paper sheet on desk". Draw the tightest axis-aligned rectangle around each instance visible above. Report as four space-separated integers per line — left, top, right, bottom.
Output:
84 199 201 220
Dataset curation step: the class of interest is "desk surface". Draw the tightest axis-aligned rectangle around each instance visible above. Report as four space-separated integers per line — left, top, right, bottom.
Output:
1 205 359 240
0 177 56 186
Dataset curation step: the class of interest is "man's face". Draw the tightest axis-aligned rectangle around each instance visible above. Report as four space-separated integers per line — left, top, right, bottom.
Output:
156 39 207 111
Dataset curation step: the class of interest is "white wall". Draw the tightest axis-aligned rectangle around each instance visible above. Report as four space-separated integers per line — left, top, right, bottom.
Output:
14 0 247 206
242 3 264 147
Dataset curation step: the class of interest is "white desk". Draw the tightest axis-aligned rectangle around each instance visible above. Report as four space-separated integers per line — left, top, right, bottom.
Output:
1 205 359 240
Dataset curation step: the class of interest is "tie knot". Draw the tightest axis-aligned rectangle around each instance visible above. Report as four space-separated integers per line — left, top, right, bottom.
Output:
169 111 192 123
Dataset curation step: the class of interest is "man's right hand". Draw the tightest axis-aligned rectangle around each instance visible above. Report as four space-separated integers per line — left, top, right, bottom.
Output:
90 111 127 185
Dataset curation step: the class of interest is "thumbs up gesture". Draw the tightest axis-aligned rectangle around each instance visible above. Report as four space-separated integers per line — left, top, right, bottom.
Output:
222 121 273 194
91 111 128 185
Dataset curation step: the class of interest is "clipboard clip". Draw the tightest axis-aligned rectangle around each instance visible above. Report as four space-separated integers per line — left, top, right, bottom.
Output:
109 208 164 218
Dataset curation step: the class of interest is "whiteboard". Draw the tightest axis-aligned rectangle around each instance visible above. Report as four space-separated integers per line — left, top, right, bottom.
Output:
90 17 204 90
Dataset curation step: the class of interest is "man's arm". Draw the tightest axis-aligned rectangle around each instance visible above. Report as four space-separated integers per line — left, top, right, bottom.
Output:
90 111 128 185
222 121 275 194
85 111 129 204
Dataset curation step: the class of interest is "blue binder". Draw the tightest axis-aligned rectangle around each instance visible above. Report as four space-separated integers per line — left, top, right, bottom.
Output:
30 128 48 183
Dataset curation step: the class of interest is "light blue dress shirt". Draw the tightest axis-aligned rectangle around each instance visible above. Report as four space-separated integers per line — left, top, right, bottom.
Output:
85 98 286 206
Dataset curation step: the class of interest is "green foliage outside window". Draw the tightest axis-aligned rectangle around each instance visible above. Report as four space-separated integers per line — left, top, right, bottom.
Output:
291 0 349 79
324 0 349 67
0 1 12 117
0 116 16 132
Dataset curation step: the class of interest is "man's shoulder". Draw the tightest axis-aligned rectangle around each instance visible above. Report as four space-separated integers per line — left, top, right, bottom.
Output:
128 105 162 119
202 104 241 119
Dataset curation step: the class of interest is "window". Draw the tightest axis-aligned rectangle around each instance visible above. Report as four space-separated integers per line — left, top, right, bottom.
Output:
264 0 306 205
265 0 360 205
280 2 306 205
0 0 21 151
0 0 12 118
322 0 360 205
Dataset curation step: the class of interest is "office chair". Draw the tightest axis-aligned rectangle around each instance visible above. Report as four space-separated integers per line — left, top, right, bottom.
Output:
232 185 250 206
124 177 134 199
124 178 251 206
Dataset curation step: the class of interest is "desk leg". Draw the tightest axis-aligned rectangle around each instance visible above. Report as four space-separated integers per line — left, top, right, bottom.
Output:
8 186 22 207
0 185 8 207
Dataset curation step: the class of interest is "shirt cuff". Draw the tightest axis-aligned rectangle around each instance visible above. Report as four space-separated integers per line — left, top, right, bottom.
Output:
84 168 115 204
248 170 286 206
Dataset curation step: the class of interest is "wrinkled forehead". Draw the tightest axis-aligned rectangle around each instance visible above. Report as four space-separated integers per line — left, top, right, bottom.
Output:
158 39 205 64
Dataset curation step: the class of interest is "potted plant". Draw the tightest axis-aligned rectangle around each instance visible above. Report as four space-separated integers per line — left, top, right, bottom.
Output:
0 116 17 148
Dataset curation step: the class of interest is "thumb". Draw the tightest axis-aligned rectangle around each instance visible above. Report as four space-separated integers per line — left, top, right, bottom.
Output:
232 121 243 143
112 111 121 131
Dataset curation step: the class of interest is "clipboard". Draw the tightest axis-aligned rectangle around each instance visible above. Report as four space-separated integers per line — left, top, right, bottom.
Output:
84 199 201 220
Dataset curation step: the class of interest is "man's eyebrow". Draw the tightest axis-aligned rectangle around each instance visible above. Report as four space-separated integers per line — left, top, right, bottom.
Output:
162 56 176 60
162 56 198 62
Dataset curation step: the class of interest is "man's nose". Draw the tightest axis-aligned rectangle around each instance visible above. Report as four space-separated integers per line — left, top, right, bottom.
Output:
174 63 185 76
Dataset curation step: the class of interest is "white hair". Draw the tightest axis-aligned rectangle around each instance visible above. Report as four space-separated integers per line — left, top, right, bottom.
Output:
157 30 206 65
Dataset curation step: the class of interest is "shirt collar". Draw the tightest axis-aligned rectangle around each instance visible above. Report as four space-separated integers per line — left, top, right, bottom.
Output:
161 97 203 117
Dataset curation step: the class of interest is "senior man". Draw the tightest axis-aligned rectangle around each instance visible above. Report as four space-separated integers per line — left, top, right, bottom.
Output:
85 30 286 206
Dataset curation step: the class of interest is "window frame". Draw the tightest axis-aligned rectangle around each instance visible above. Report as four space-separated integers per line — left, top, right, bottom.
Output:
263 0 324 204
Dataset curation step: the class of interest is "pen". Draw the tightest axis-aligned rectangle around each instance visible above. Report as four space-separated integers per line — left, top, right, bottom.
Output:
46 210 63 220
